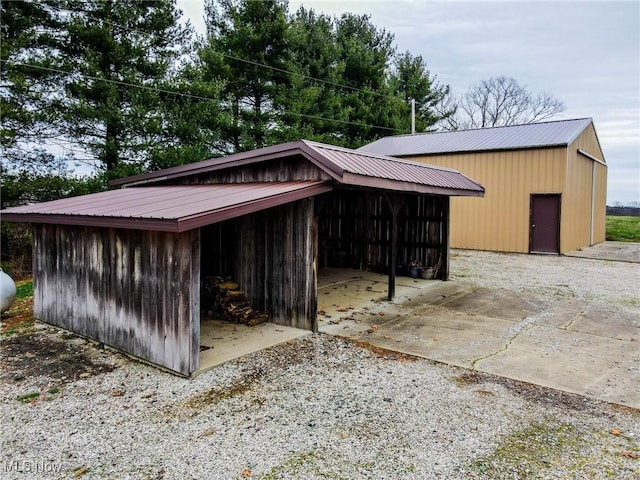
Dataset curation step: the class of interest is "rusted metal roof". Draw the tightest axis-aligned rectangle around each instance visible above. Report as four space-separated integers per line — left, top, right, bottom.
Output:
0 182 332 232
358 118 595 157
112 140 484 197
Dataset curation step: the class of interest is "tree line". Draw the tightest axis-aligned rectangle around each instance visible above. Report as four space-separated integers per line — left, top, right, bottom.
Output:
1 0 565 205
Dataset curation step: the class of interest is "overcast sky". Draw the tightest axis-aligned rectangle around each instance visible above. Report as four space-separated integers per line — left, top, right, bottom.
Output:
177 0 639 205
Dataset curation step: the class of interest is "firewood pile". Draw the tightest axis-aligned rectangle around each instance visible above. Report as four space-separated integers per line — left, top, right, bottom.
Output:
202 276 269 326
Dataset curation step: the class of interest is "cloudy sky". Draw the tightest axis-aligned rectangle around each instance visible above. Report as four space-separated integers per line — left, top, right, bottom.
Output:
177 0 639 205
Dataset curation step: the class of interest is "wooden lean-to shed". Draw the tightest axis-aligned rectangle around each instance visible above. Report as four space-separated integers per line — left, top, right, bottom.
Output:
360 118 607 254
0 140 483 376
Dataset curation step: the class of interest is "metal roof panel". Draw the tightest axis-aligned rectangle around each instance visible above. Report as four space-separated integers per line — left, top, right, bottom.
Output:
358 118 593 156
110 140 484 195
0 182 332 231
303 141 483 193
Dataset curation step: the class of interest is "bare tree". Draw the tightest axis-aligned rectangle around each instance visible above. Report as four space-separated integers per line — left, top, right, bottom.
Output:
448 76 565 129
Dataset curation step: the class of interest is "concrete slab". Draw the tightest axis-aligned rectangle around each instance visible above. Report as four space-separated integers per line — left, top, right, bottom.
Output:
565 241 640 263
570 302 640 341
316 267 640 409
440 287 547 321
476 325 640 407
196 319 309 376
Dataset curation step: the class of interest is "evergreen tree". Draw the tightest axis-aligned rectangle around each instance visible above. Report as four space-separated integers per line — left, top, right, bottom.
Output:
147 63 227 171
202 0 290 154
334 13 404 147
389 51 456 132
274 7 344 145
1 0 61 163
51 0 191 174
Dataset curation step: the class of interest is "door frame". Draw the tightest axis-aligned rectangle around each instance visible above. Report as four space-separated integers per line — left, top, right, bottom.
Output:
529 193 561 254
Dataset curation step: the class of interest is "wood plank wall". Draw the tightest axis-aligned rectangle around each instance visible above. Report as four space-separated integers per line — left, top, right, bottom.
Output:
33 224 200 375
172 155 332 185
318 190 448 279
237 198 316 330
200 199 317 331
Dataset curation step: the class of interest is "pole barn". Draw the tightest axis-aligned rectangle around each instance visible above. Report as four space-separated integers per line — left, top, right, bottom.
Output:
360 118 607 254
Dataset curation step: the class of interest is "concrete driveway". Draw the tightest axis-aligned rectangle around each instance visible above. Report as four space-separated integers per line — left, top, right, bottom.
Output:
565 241 640 263
318 262 640 409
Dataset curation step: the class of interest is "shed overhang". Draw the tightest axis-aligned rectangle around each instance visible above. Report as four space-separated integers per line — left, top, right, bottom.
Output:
0 181 333 232
340 172 484 196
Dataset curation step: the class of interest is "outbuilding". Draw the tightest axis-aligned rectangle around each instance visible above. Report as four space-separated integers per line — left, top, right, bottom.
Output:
1 140 483 375
360 118 607 254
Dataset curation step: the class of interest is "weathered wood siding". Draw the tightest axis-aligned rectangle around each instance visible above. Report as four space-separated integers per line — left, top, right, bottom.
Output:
169 155 332 185
33 224 200 375
318 190 449 280
236 198 317 330
200 199 317 331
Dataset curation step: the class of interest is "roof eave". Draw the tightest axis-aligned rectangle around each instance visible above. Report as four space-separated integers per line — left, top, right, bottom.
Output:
341 173 485 197
0 213 182 232
2 181 335 232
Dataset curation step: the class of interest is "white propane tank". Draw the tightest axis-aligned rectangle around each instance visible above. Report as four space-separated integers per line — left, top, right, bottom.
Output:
0 268 17 313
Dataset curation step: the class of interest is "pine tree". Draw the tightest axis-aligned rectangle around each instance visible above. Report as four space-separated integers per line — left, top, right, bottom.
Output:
51 0 192 174
201 0 290 154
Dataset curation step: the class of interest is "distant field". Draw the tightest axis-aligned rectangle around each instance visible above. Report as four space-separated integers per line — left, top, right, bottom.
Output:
606 216 640 242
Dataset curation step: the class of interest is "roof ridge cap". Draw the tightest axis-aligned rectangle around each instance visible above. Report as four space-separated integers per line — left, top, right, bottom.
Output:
370 117 594 140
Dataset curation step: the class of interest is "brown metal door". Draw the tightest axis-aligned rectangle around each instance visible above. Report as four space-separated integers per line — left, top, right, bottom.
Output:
530 194 560 253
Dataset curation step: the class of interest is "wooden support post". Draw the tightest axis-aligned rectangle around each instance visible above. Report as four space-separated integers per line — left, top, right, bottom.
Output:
384 193 403 301
312 214 319 332
442 196 450 280
361 191 370 270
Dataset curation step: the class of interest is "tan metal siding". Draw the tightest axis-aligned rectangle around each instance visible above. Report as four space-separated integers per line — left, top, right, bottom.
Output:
562 126 607 251
593 162 608 243
562 149 592 252
409 148 566 253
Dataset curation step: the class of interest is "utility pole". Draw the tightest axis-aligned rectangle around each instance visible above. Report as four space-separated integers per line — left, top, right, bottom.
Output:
411 98 416 134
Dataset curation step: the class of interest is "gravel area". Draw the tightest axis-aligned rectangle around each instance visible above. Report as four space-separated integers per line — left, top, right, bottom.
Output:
450 249 640 307
1 251 639 479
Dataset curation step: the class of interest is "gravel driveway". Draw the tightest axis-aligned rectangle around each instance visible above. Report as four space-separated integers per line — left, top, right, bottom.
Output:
1 250 639 479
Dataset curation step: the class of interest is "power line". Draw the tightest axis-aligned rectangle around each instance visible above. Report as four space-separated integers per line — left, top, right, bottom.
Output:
45 2 401 102
1 58 401 132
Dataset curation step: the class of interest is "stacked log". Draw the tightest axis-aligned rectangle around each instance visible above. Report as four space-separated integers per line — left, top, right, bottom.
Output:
202 276 269 326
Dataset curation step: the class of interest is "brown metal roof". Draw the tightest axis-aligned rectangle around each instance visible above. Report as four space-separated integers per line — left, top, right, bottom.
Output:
0 181 332 232
112 140 484 197
301 141 484 195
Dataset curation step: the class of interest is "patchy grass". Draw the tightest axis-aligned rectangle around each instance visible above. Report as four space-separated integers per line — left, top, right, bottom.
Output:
15 387 62 403
348 338 420 362
1 297 35 336
606 216 640 242
16 279 33 299
16 392 41 403
176 367 267 415
467 421 631 479
1 278 35 336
